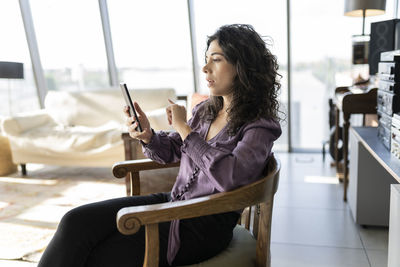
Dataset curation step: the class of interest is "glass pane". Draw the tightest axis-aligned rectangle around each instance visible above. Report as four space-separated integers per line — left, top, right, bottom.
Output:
30 0 109 92
192 0 288 151
290 0 394 150
0 0 39 116
108 1 193 96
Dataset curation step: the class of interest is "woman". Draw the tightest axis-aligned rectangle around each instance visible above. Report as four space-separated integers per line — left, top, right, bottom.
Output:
38 24 282 267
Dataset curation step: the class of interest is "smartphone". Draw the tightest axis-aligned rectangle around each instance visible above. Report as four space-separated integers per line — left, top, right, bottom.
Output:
120 83 143 132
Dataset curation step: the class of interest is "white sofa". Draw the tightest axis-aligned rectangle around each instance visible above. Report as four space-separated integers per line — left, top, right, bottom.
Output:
1 88 177 172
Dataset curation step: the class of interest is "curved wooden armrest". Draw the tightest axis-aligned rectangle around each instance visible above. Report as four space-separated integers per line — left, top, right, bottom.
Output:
112 159 180 179
117 162 279 235
117 156 280 267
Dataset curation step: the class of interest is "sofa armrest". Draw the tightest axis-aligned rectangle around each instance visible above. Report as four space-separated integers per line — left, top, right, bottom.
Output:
1 109 53 136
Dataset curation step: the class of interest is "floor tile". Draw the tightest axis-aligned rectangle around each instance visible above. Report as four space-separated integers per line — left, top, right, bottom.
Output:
271 243 370 267
365 249 388 267
358 225 389 250
275 182 348 210
277 153 337 185
272 207 363 249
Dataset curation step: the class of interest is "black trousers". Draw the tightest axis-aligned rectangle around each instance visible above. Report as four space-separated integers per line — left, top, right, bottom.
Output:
38 192 239 267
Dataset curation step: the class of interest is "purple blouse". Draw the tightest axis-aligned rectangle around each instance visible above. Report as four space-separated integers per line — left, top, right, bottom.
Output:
142 101 281 265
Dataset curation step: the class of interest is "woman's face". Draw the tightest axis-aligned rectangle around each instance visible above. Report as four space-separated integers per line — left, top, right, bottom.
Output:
202 40 236 97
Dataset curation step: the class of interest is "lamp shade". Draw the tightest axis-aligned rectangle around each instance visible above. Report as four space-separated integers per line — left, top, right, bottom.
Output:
344 0 386 17
0 61 24 79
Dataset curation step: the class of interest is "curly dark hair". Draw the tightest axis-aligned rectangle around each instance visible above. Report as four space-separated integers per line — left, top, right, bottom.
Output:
202 24 282 135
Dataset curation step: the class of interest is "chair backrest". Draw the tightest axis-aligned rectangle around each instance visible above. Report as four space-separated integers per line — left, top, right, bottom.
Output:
238 155 280 267
183 156 281 267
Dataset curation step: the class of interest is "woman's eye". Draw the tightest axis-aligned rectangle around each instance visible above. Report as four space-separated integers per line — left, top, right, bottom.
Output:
205 57 222 63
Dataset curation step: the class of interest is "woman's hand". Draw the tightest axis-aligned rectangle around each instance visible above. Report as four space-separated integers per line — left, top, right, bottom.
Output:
123 102 153 144
166 99 192 140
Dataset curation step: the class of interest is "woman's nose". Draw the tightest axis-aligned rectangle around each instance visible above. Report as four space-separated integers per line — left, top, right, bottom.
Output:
202 64 209 73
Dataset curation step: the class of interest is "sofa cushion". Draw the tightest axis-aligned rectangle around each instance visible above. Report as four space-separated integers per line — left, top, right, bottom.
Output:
10 121 122 153
45 90 126 127
1 110 53 135
45 89 177 128
130 88 176 111
146 108 174 131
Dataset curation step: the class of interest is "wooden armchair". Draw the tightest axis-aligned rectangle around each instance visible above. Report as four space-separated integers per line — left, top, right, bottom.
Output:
112 156 280 267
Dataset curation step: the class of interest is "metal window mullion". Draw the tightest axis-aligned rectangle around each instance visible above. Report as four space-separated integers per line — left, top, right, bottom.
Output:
187 0 199 93
19 0 47 108
286 0 292 152
99 0 118 86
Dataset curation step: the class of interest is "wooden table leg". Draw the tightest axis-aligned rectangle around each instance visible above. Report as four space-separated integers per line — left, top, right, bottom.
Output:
21 164 27 176
343 113 350 202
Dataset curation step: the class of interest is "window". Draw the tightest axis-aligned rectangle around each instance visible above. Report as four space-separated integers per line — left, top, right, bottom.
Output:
290 0 394 150
191 0 288 150
29 0 109 92
0 0 39 116
107 1 193 96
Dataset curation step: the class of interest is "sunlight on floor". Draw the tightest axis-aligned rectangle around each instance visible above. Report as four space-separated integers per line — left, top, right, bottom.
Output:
0 164 126 263
0 202 9 209
0 177 57 185
304 175 339 184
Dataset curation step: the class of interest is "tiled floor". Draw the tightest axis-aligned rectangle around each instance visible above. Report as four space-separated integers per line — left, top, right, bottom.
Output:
271 153 388 267
0 152 389 266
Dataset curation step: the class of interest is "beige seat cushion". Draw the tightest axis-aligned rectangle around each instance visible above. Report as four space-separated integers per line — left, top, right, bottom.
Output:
181 225 256 267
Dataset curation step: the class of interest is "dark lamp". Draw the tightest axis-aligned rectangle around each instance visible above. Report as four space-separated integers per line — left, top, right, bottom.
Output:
0 61 24 115
0 61 24 79
344 0 386 35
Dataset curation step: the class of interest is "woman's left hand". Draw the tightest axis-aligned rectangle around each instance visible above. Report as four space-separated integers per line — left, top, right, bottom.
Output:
166 99 192 140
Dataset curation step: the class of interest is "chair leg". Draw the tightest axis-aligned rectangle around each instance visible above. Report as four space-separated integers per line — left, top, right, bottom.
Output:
143 224 159 267
21 164 27 176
